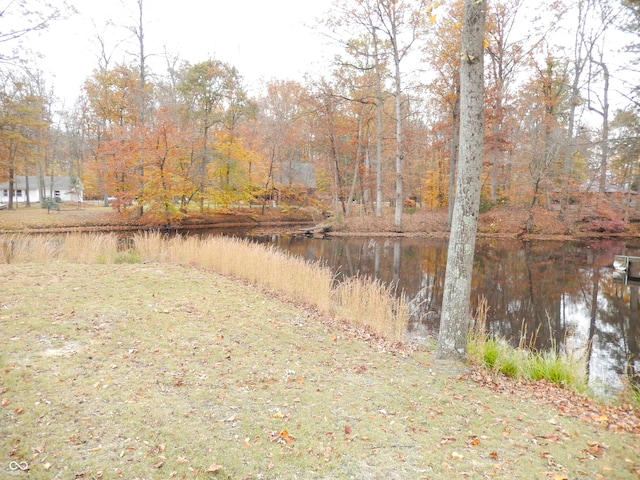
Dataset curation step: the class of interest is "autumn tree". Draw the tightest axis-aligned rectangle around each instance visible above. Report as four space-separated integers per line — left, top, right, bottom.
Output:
254 80 313 212
324 1 391 218
620 0 640 106
372 0 427 229
308 77 357 215
325 0 427 226
135 108 195 221
0 71 49 209
610 108 640 219
83 63 147 209
518 55 570 233
175 59 249 209
436 0 486 360
325 36 389 216
421 0 462 223
584 0 624 193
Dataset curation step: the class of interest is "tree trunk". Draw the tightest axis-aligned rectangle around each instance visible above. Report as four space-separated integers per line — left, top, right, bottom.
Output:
448 96 459 227
597 60 610 194
436 0 486 361
392 24 404 230
374 38 384 218
393 52 404 229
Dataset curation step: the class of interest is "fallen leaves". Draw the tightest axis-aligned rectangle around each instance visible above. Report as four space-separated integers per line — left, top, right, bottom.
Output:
269 429 295 445
465 369 640 434
584 440 607 457
205 463 223 473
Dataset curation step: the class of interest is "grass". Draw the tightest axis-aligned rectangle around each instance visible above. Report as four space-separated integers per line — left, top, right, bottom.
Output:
2 262 639 479
0 202 118 231
0 232 407 341
467 298 588 393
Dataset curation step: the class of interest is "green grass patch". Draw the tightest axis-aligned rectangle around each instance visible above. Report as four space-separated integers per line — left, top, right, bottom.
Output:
468 300 587 393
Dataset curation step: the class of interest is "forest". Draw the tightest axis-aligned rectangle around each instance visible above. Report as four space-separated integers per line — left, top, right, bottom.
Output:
0 0 639 232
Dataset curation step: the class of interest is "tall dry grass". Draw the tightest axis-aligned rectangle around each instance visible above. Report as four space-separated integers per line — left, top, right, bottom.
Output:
1 233 119 264
1 232 408 341
132 232 334 315
333 276 408 340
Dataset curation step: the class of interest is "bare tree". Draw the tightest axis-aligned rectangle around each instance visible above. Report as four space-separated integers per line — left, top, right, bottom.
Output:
374 0 426 229
436 0 486 361
0 0 74 64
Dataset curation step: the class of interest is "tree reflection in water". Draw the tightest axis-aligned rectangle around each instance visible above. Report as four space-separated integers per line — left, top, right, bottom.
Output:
247 234 640 396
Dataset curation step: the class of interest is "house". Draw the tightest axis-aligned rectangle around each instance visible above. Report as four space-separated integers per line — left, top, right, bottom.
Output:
274 162 317 189
0 176 83 205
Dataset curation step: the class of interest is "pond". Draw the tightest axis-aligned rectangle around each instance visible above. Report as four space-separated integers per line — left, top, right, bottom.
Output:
239 233 640 397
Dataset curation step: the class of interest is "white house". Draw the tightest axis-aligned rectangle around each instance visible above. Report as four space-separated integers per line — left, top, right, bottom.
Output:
0 176 83 205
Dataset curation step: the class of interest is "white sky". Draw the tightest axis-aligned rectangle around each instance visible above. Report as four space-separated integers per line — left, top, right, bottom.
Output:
20 0 638 116
25 0 335 106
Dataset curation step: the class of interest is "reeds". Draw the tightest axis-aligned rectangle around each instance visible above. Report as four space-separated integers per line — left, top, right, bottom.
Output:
1 232 408 341
0 233 120 263
333 275 408 340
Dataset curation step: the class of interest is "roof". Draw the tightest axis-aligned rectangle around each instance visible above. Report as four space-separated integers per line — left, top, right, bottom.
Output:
274 162 317 188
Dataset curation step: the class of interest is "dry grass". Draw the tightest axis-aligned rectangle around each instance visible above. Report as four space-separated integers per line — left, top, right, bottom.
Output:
0 232 407 340
1 263 639 479
333 276 408 340
142 233 335 316
0 202 120 231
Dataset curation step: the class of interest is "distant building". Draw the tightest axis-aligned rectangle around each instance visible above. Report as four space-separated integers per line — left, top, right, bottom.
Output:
0 176 83 204
274 162 317 189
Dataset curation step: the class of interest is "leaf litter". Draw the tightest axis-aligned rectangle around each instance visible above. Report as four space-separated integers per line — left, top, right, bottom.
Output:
0 263 638 479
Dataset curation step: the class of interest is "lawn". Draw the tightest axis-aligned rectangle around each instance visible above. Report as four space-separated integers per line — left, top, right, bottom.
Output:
1 262 639 479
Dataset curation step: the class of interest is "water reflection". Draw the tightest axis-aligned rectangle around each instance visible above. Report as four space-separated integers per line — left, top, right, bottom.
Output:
246 234 640 396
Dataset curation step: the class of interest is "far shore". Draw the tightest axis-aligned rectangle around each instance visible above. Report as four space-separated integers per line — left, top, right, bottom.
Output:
0 202 638 241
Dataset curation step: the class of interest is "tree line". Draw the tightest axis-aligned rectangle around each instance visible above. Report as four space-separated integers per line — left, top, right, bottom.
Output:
0 0 638 230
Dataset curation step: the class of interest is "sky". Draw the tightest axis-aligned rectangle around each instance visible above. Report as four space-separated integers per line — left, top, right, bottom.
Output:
24 0 335 107
19 0 639 117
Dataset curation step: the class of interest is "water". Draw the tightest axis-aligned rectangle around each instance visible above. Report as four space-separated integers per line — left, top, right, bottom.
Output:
242 234 640 396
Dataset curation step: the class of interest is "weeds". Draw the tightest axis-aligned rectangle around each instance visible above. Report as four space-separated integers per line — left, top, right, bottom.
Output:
629 384 640 409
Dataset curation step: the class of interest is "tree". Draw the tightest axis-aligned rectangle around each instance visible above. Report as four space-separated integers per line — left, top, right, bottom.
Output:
324 0 426 226
519 55 569 233
585 0 623 193
253 80 310 212
436 0 486 360
610 108 640 220
324 1 392 218
373 0 426 229
0 71 49 209
0 0 73 64
422 0 462 224
620 0 640 107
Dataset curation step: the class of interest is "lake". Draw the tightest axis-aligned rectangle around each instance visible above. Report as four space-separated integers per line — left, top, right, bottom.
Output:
238 233 640 397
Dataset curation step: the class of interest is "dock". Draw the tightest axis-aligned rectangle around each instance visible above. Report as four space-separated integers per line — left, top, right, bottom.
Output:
613 255 640 286
299 223 333 238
